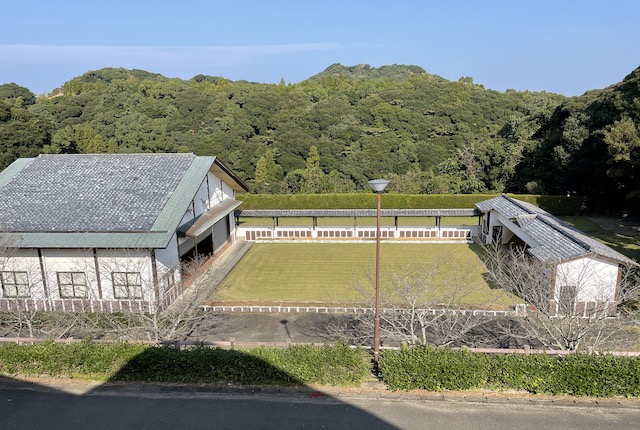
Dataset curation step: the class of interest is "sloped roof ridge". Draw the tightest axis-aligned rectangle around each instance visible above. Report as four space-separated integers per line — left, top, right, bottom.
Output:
501 195 593 253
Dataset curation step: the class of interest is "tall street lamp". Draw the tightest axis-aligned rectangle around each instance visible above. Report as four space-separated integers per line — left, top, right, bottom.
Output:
368 179 389 369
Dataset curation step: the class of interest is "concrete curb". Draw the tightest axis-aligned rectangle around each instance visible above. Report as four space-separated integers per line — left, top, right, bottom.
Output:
2 376 639 410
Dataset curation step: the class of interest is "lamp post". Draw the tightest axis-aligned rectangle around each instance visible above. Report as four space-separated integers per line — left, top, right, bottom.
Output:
368 179 389 369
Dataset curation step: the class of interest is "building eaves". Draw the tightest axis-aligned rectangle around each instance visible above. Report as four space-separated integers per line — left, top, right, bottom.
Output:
178 199 243 238
3 231 171 249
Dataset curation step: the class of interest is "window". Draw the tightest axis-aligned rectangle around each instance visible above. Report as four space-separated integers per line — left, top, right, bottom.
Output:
57 272 87 298
1 271 30 298
112 272 143 299
164 272 175 291
558 285 577 314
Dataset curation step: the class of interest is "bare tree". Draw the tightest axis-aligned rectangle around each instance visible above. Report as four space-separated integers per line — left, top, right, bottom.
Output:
0 233 50 338
92 251 211 342
0 237 217 341
480 241 640 351
329 245 504 347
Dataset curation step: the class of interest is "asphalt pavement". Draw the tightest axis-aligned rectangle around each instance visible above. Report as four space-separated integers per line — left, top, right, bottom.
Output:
1 377 639 430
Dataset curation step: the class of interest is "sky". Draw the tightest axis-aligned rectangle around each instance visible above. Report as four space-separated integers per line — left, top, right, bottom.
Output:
1 0 639 96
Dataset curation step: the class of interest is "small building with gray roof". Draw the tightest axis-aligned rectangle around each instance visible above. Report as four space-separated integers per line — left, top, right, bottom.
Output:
475 195 637 315
0 153 248 312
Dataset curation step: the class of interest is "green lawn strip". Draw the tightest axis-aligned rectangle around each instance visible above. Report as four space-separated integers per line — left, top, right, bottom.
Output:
238 216 480 227
211 243 513 308
560 216 640 261
0 342 370 387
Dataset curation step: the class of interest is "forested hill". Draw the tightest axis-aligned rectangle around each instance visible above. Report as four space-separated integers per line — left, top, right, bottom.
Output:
514 66 640 211
0 64 637 210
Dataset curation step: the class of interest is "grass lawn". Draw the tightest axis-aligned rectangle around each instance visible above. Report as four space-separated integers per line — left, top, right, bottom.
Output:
210 243 513 309
559 216 640 261
238 216 481 227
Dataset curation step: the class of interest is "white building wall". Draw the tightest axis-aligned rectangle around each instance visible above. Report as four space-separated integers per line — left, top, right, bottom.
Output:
95 249 155 301
555 256 619 302
193 177 210 216
0 249 44 299
39 249 99 300
208 171 234 203
177 170 233 228
155 232 181 291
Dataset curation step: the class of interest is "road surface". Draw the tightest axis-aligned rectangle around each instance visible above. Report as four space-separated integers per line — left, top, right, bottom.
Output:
0 378 638 430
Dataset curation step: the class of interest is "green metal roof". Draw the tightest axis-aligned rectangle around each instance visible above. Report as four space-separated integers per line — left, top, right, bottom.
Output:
0 158 34 188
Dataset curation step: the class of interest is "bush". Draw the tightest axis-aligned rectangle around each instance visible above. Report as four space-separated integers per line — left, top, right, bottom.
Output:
380 347 640 397
0 341 147 380
0 342 370 386
237 193 585 215
379 345 490 391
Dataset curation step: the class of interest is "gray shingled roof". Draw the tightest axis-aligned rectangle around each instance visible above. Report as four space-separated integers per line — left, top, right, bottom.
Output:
0 153 195 232
475 195 637 265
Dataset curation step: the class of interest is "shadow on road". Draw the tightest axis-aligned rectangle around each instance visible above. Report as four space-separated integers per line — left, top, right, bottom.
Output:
0 346 399 430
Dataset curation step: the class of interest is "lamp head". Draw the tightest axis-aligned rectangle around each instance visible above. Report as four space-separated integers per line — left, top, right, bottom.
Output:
368 179 389 193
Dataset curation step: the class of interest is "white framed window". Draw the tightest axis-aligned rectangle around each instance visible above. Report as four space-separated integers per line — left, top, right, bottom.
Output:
112 272 143 299
57 272 87 298
1 271 30 298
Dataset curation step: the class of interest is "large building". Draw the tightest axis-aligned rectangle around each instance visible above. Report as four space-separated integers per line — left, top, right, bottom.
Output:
0 153 248 312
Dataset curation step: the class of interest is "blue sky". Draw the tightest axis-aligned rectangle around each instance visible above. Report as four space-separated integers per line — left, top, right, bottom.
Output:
1 0 638 96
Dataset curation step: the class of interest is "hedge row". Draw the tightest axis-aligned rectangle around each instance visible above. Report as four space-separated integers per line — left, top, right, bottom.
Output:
3 342 636 396
237 193 585 216
379 346 640 397
0 342 369 386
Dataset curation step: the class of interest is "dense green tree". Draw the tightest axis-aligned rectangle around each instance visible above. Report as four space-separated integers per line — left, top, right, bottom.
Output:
254 148 283 193
14 62 638 204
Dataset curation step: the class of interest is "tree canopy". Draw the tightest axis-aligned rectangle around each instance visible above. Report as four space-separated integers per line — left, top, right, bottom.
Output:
1 64 638 211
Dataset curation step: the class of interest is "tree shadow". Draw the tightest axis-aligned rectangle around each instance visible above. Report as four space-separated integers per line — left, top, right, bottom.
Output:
468 244 503 290
0 346 399 429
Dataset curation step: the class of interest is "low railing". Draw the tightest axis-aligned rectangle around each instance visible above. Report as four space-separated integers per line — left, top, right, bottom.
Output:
1 336 638 356
201 304 527 318
238 225 480 242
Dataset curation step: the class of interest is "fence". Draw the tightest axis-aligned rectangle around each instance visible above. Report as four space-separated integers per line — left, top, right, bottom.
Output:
238 225 479 242
1 336 639 356
201 304 528 317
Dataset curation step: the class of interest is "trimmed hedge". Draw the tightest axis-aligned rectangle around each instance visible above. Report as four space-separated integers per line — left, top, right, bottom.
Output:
0 342 369 386
379 346 640 397
0 341 147 380
237 193 585 216
3 342 636 396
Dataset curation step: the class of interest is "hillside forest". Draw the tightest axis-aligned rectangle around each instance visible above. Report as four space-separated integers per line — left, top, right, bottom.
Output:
1 64 639 212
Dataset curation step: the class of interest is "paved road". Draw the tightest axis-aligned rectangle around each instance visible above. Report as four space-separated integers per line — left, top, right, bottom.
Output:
1 379 638 430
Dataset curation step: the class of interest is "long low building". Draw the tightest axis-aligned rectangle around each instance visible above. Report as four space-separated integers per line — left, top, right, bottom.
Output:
476 195 637 315
0 153 248 312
